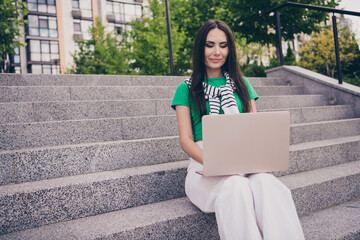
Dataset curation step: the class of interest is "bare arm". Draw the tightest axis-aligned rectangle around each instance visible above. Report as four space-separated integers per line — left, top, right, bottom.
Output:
249 99 257 113
175 105 203 164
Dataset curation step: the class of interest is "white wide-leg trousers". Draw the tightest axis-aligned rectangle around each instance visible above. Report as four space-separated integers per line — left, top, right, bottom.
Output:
185 142 305 240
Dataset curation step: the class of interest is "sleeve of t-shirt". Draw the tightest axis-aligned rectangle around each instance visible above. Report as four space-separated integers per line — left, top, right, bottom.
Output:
243 76 259 101
171 81 190 110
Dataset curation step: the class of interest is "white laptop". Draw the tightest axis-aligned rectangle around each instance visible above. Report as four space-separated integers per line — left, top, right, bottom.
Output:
197 111 290 176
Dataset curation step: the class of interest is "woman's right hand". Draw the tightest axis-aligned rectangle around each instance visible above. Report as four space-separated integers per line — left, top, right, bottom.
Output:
175 105 204 164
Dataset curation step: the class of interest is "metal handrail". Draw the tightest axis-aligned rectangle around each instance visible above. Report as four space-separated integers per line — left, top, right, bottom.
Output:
267 1 360 84
267 2 360 16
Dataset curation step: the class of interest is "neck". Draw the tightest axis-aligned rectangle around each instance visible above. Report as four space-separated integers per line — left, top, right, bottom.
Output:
206 68 223 79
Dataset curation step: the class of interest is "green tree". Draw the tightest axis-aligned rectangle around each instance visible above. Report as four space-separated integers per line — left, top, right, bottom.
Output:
284 42 296 65
241 60 266 77
267 57 282 69
69 17 129 74
343 49 360 86
169 0 339 72
218 0 339 44
0 0 28 72
298 24 360 86
125 0 186 75
170 0 220 73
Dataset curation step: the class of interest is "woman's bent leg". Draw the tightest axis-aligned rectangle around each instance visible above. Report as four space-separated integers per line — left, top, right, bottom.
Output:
185 169 262 240
249 173 305 240
214 175 262 240
185 167 225 213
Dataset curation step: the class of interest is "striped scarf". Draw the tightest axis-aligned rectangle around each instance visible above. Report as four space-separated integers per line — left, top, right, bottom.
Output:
185 72 240 115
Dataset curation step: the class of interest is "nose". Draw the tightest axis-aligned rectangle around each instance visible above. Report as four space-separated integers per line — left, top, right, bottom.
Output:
214 45 220 55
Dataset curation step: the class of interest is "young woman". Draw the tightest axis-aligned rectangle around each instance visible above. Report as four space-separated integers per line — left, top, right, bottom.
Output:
171 20 305 240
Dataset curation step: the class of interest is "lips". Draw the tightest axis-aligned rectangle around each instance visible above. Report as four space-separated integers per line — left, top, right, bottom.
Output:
209 58 222 63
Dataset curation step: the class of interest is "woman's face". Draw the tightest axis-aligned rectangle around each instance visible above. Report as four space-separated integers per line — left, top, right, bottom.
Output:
204 28 229 74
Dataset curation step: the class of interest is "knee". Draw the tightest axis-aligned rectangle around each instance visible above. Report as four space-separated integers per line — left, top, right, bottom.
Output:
250 173 277 183
223 175 249 189
216 175 250 199
250 173 291 193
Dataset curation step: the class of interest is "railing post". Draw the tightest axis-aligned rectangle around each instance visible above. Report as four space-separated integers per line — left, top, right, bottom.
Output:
276 10 284 65
332 13 342 84
165 0 175 76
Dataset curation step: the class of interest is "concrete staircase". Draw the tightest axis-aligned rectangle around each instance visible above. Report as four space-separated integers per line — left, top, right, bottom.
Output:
0 66 359 239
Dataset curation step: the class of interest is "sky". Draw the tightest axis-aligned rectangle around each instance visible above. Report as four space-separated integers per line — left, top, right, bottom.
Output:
338 0 360 43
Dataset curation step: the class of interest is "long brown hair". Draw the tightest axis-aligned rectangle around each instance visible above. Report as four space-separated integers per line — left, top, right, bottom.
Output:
190 20 250 118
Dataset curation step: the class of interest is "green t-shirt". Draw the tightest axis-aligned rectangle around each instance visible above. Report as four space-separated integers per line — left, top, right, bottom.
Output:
171 76 259 141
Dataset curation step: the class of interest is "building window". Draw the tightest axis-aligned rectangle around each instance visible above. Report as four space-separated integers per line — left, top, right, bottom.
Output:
115 26 122 34
29 39 59 63
107 22 131 33
73 0 92 18
72 0 80 8
28 15 58 38
106 1 142 23
27 0 56 14
30 64 60 74
73 20 92 40
124 3 141 22
9 47 21 73
13 47 21 64
74 22 81 32
14 66 21 73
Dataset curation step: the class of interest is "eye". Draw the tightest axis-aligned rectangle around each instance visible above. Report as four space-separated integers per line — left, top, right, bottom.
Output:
206 43 214 48
220 43 228 48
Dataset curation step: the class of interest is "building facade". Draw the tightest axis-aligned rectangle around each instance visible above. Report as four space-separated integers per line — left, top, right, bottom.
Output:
10 0 144 74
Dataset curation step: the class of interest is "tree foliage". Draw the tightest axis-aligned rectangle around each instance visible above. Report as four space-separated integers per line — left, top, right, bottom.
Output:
342 48 360 86
298 24 360 85
124 0 186 75
169 0 219 73
241 61 266 77
284 42 296 65
218 0 339 44
0 0 28 67
69 17 129 74
169 0 339 73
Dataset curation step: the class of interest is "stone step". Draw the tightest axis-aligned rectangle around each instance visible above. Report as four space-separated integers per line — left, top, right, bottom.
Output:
1 160 359 237
255 94 329 110
249 77 302 86
0 115 178 151
2 199 359 240
0 74 289 87
2 132 360 186
262 104 355 124
255 85 304 96
0 74 184 86
1 113 358 151
0 86 176 102
0 95 329 124
0 136 186 186
0 160 188 235
290 118 360 144
4 126 360 184
0 99 162 124
301 198 360 240
281 135 360 176
0 85 304 103
280 160 360 215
